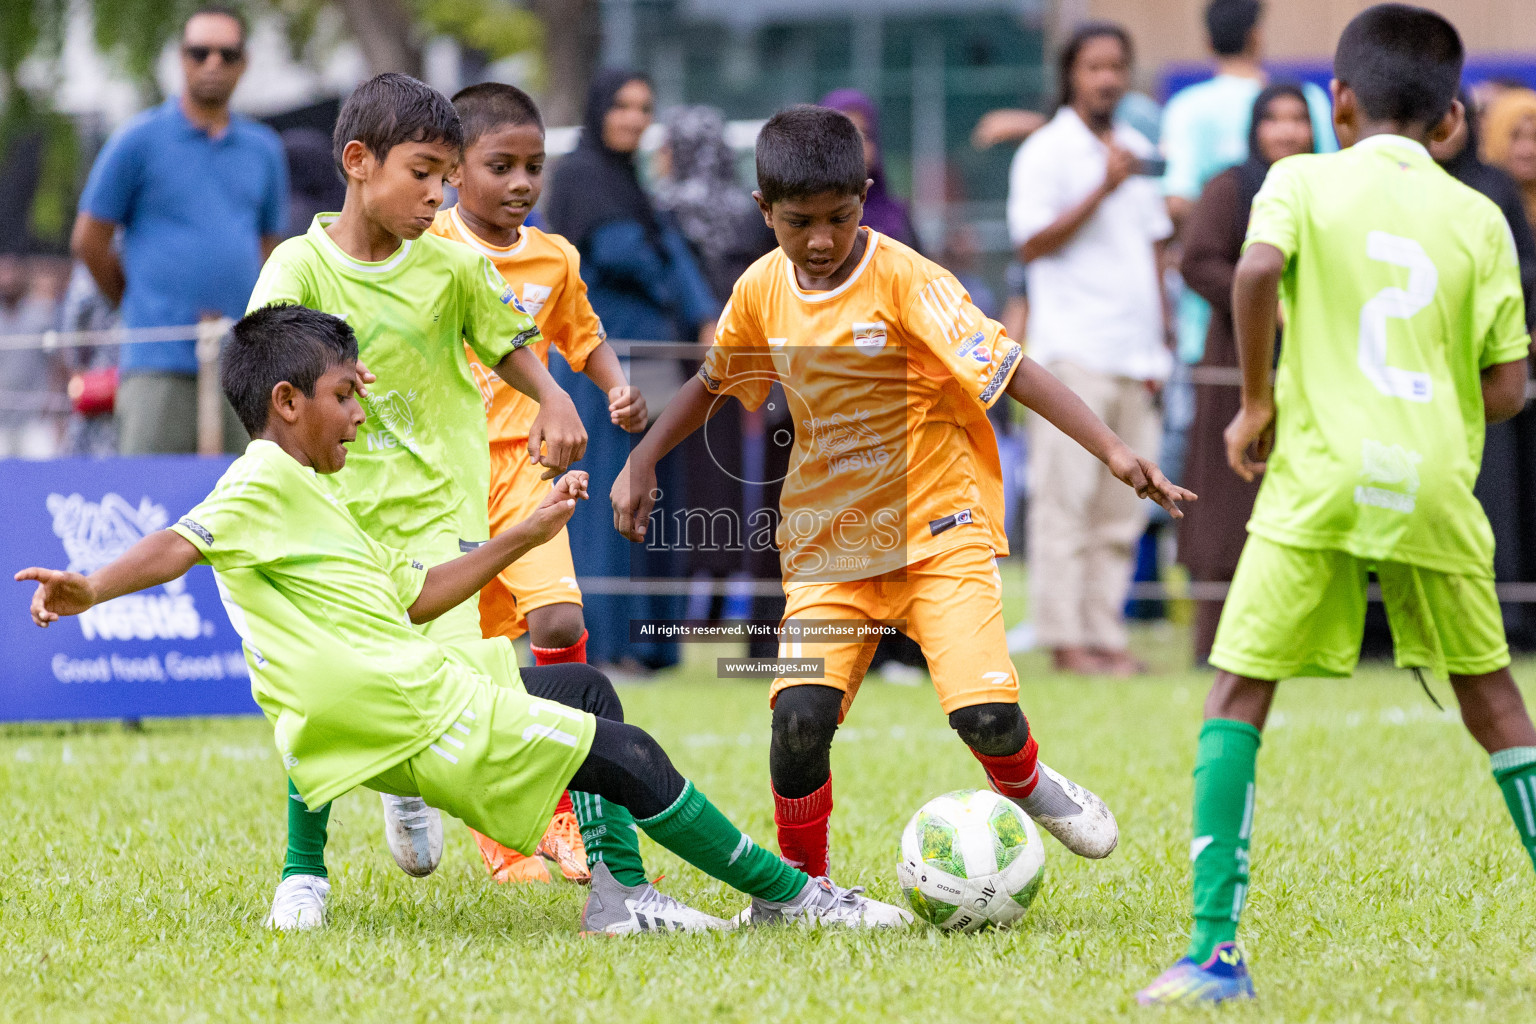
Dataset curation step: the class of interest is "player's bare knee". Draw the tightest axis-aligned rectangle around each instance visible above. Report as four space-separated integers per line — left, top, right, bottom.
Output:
1204 671 1276 727
527 603 586 650
949 702 1027 757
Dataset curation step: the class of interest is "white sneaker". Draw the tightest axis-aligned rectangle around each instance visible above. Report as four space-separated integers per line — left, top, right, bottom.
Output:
264 874 330 931
1004 762 1118 859
580 862 729 934
380 793 443 876
733 876 913 929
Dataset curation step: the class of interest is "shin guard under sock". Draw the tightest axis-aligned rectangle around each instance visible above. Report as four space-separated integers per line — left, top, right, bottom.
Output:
972 733 1040 799
640 781 806 903
1187 719 1260 962
283 777 331 880
774 778 832 877
1492 746 1536 872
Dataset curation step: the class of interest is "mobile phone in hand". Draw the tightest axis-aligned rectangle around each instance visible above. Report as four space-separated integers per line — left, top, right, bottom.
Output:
1133 156 1168 176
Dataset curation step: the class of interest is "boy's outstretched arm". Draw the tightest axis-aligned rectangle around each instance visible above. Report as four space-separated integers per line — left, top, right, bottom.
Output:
493 347 588 479
1004 357 1196 518
1225 242 1285 482
611 375 722 542
581 343 648 433
17 530 201 628
408 471 589 623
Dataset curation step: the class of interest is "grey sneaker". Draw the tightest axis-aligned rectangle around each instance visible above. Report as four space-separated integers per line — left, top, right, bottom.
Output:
1005 762 1118 859
380 793 443 877
733 876 913 929
264 874 330 931
580 862 729 935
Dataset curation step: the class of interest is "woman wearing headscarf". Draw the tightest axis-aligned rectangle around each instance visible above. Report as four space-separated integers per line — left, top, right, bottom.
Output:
820 89 919 248
1438 89 1536 647
1483 88 1536 238
544 69 718 672
1177 84 1315 663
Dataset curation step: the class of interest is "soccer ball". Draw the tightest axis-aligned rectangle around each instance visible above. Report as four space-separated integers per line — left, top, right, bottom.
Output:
897 789 1045 932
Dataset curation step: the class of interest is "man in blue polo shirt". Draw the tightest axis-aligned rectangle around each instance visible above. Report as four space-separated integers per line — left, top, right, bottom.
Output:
72 5 287 454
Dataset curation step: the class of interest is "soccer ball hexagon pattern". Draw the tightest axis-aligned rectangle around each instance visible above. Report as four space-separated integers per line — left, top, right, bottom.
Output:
897 788 1045 932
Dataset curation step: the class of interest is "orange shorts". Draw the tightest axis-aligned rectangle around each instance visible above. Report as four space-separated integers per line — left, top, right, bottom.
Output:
771 542 1018 720
479 439 584 641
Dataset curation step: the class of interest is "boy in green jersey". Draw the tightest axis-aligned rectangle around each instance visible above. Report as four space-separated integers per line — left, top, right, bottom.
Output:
1139 5 1536 1006
16 304 911 934
246 75 589 916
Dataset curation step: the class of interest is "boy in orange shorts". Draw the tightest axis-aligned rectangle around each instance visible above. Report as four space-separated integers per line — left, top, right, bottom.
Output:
431 83 647 883
612 106 1193 887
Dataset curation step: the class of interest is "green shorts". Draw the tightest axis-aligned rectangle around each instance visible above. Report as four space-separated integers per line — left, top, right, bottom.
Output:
1211 534 1509 681
365 671 597 855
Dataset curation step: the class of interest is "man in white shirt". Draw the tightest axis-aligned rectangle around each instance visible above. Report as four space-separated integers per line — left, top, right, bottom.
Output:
1007 21 1173 676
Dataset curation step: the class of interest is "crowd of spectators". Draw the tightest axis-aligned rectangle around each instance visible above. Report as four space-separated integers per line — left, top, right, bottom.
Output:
7 0 1536 675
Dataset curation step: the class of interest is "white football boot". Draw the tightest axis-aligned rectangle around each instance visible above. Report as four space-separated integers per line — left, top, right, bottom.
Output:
1001 762 1118 859
264 874 330 931
733 876 913 929
580 863 730 934
380 793 443 876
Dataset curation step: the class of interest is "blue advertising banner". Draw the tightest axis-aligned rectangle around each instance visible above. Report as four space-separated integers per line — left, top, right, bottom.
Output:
0 456 259 722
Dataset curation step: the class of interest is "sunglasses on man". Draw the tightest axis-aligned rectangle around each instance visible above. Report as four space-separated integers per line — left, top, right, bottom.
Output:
183 45 244 64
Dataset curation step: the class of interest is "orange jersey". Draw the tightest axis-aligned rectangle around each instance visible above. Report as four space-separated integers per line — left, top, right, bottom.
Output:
699 230 1020 583
429 208 606 443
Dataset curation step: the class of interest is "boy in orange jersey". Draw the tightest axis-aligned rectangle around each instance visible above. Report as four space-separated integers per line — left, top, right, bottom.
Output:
613 106 1194 896
431 83 647 884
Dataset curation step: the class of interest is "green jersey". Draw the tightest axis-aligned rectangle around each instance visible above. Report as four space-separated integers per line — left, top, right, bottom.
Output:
169 440 518 807
247 215 541 549
1243 134 1530 576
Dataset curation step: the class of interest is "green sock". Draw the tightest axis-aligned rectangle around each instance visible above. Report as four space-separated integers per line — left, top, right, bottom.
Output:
1492 746 1536 871
637 781 806 903
1187 719 1261 962
282 777 331 880
571 791 648 887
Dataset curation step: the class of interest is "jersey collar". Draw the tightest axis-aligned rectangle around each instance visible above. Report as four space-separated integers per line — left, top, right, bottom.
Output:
309 213 415 274
446 206 530 259
784 229 881 303
1352 133 1432 165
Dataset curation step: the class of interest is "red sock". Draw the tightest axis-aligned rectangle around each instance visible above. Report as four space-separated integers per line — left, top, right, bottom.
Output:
774 778 833 878
554 791 574 817
532 629 588 666
971 733 1040 799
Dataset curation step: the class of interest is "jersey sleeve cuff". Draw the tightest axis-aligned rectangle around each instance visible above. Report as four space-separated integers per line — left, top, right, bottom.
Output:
168 520 214 562
978 343 1024 408
1481 332 1532 370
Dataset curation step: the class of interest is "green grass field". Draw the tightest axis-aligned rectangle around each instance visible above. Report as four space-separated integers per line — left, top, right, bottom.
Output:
5 579 1536 1022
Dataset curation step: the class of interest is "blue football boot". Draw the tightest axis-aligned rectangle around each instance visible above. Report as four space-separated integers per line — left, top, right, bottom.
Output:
1136 942 1256 1006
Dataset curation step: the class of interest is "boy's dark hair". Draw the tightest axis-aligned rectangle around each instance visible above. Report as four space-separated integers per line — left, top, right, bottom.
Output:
1206 0 1262 57
224 305 359 435
184 5 247 44
1056 22 1133 108
452 82 544 148
755 105 866 206
333 73 463 177
1334 4 1463 127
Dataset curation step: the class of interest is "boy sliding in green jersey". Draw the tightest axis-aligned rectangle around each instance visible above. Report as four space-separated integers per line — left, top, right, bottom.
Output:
16 304 912 935
246 74 589 919
1139 5 1536 1006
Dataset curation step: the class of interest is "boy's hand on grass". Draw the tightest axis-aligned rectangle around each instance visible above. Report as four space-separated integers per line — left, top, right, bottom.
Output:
525 471 588 545
611 460 657 543
15 568 96 627
1224 402 1275 483
1107 448 1198 518
528 391 589 480
608 385 648 433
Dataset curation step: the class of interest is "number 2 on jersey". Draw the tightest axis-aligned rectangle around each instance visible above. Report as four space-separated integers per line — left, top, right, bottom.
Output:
1358 230 1437 402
